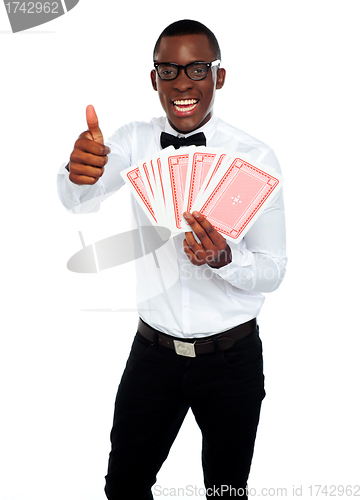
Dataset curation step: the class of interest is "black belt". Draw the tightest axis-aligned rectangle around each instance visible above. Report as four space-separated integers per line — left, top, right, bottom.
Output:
137 318 257 357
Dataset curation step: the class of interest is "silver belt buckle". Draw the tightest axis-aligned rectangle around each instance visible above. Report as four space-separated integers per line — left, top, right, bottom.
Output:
173 339 196 357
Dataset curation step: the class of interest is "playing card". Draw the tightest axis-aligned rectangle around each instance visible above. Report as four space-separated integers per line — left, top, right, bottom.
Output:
194 151 258 209
120 164 158 225
161 147 193 232
191 155 283 243
181 147 225 230
193 151 239 204
121 146 284 243
138 158 164 226
151 153 168 227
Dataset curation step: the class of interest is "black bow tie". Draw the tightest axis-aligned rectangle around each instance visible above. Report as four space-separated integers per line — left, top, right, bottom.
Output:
160 131 206 150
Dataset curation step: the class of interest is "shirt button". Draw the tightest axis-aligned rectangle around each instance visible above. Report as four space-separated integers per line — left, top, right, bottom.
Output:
183 303 189 308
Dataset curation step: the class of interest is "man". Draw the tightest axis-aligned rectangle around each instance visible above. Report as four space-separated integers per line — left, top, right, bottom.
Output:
58 19 287 499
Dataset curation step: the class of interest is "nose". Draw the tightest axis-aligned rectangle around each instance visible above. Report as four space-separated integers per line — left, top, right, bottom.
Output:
173 67 194 92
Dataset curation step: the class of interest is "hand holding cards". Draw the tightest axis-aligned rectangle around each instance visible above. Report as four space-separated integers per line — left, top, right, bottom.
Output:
120 146 283 243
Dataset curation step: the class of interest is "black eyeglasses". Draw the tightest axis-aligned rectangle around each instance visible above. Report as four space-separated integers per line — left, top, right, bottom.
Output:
154 60 221 81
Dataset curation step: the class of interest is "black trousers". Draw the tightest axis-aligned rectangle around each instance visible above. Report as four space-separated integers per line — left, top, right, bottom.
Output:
105 323 265 500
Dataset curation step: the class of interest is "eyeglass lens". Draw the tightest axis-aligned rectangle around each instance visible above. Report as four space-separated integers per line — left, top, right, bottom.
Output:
157 62 209 80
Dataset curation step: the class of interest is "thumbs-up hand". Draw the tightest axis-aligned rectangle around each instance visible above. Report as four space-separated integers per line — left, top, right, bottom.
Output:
69 105 111 185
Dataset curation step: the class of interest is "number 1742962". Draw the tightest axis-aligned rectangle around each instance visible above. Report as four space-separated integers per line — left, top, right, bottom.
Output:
5 2 60 14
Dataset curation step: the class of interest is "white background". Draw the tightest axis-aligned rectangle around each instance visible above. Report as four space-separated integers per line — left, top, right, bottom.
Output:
1 1 361 499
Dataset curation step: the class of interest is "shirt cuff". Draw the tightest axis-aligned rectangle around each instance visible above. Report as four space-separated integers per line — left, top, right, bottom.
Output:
57 162 104 213
208 246 256 289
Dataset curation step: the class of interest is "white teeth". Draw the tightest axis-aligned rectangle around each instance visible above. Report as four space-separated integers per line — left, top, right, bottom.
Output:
173 99 198 105
172 99 199 112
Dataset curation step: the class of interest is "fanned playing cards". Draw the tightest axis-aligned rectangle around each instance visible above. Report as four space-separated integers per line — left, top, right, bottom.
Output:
120 146 283 244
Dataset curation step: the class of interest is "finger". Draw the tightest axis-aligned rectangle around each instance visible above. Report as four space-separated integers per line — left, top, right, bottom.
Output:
69 172 101 186
86 104 104 144
183 238 204 265
191 211 227 249
183 211 214 249
184 233 208 264
184 231 203 254
75 135 111 155
69 162 105 179
71 146 110 168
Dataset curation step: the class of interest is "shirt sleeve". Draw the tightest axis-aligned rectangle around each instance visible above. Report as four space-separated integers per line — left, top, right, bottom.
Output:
57 125 133 214
208 149 287 293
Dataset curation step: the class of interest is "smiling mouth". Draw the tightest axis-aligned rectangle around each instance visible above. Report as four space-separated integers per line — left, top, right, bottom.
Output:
172 99 199 112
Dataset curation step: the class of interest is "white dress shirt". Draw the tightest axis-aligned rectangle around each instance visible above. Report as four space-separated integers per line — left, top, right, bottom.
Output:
57 115 287 338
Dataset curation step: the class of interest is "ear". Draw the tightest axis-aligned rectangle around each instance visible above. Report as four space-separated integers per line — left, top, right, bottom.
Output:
216 68 226 90
150 69 157 91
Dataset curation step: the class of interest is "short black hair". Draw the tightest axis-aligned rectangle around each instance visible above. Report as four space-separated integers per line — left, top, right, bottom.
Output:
153 19 221 61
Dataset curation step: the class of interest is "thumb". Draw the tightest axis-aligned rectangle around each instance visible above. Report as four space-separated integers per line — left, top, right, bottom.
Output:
86 104 104 144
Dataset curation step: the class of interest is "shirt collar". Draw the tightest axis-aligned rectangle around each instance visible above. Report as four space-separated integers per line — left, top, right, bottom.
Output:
164 114 218 144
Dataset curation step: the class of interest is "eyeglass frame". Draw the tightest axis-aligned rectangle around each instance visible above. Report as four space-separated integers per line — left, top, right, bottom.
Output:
153 59 221 81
